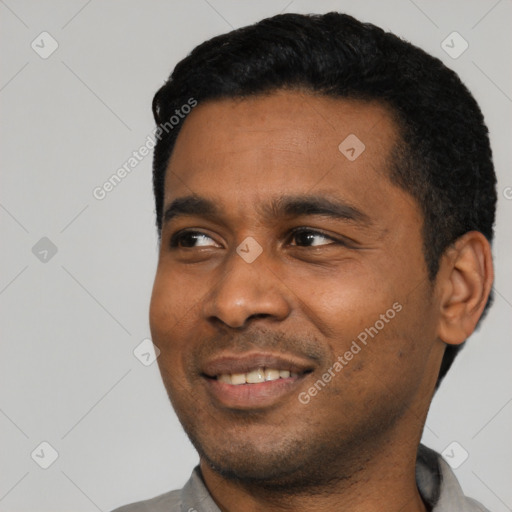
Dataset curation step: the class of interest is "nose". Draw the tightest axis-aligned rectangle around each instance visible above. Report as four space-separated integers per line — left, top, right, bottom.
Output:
202 249 292 329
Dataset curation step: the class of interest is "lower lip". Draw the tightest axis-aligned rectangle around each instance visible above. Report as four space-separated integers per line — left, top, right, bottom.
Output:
203 376 306 410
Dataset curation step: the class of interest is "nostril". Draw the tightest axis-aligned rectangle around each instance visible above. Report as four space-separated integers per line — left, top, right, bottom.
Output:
248 313 272 321
208 313 274 330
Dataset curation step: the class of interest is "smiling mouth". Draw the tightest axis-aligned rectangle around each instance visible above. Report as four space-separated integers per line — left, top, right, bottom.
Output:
202 354 314 384
200 353 315 408
215 368 304 385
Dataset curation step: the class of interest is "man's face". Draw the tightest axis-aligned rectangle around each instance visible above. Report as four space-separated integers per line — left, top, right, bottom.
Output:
150 91 445 486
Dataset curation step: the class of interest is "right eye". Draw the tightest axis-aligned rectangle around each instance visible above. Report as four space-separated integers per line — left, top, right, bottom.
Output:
170 230 220 248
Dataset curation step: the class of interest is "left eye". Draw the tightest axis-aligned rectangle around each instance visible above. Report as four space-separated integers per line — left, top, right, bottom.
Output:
288 228 337 247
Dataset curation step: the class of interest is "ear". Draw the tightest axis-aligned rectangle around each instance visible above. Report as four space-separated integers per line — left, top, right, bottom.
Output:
437 231 494 345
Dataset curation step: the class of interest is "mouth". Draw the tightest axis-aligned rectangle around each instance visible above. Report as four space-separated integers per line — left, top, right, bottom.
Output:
201 353 314 409
215 367 300 385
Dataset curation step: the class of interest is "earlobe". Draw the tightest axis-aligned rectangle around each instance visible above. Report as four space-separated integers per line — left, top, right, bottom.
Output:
437 231 494 345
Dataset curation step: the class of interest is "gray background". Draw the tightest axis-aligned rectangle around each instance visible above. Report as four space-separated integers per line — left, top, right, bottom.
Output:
1 0 511 510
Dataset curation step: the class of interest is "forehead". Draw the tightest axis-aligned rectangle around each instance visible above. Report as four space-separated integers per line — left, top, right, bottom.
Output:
164 91 400 212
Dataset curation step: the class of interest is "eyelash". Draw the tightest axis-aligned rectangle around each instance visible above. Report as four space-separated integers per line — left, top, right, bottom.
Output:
169 227 342 249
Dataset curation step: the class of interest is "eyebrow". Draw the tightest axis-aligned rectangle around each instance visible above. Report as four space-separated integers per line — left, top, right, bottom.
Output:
163 196 220 225
162 194 372 227
262 194 372 225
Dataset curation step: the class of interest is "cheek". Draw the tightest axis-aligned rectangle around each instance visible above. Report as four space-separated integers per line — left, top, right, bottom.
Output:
150 280 200 408
149 264 202 328
291 266 434 384
149 268 200 368
290 267 395 337
348 287 438 397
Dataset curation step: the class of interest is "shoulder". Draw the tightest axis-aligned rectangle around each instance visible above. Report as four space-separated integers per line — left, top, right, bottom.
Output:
110 466 215 512
110 489 182 512
417 444 492 512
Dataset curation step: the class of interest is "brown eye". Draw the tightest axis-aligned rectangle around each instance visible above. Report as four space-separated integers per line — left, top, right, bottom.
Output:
170 231 218 248
289 228 338 247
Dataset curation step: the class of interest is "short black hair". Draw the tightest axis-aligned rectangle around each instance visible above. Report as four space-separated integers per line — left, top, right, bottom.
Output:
151 12 497 388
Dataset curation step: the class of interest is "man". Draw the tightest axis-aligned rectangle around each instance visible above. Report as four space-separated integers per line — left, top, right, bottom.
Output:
114 12 496 512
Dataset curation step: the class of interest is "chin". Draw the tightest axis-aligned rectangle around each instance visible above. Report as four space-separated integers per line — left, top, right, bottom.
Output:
193 428 348 491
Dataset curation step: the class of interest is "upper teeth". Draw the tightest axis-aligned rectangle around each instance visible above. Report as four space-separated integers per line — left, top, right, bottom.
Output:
217 368 298 385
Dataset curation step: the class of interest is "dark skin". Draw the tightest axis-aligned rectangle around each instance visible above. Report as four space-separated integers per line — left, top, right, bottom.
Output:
149 91 493 512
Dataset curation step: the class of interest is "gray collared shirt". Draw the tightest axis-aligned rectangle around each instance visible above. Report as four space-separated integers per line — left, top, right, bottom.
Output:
112 445 491 511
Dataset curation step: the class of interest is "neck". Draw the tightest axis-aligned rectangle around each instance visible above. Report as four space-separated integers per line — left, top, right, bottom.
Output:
200 430 429 512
